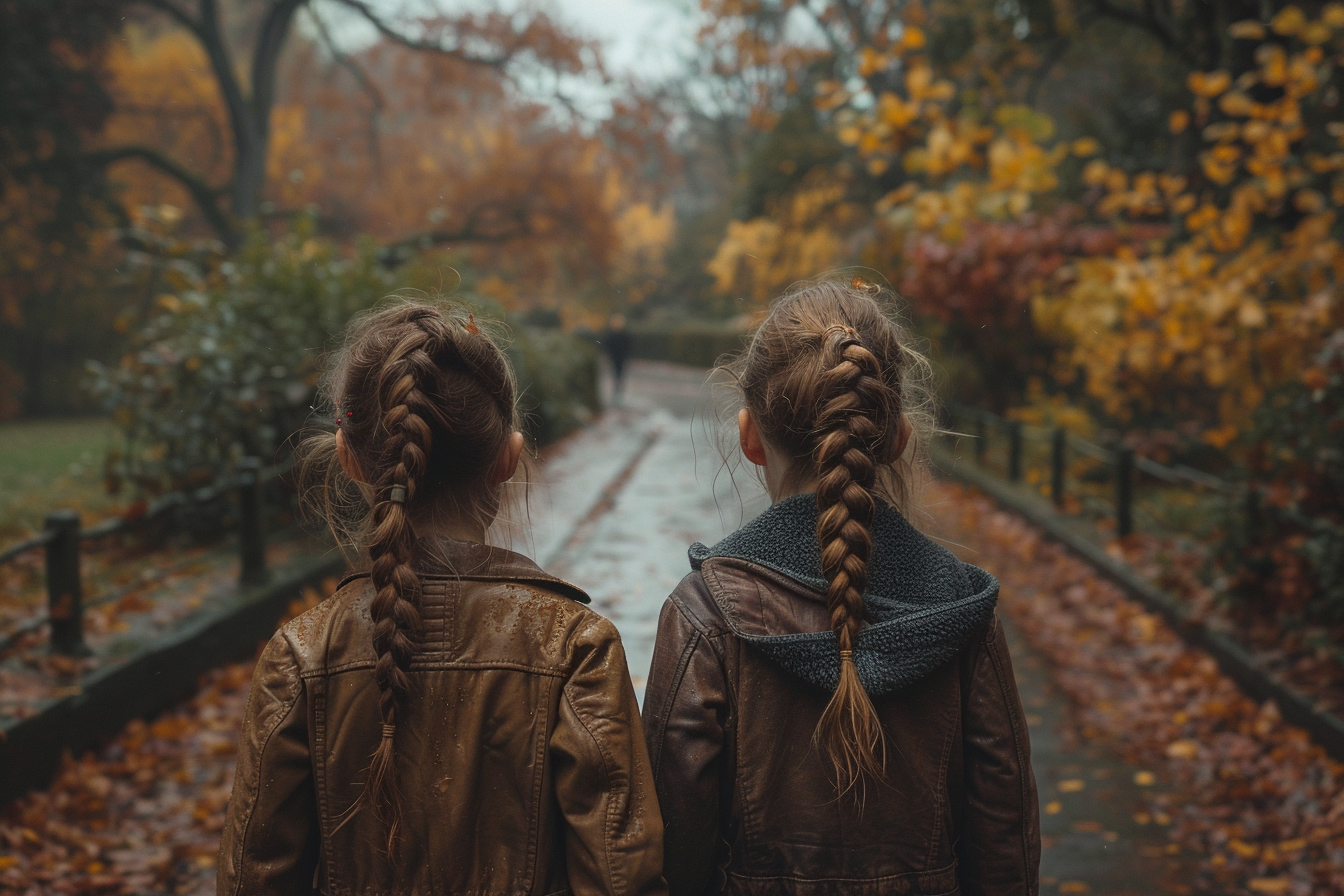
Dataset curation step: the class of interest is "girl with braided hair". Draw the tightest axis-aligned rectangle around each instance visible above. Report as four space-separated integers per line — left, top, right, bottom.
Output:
643 278 1040 895
219 300 665 896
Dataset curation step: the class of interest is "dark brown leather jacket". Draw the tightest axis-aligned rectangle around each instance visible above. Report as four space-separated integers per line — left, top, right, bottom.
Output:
218 540 666 896
641 496 1040 896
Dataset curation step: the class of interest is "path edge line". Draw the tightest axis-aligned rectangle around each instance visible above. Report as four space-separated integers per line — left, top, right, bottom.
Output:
930 442 1344 764
544 422 665 572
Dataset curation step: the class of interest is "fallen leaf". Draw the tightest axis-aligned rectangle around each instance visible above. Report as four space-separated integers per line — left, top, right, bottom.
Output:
1165 739 1199 759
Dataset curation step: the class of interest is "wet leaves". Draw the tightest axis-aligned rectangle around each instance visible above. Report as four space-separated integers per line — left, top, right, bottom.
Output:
929 481 1344 893
0 662 250 895
0 580 334 895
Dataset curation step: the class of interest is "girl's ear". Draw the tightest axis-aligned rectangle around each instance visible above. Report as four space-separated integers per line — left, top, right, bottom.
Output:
738 408 768 467
493 430 526 484
891 414 913 462
335 428 367 483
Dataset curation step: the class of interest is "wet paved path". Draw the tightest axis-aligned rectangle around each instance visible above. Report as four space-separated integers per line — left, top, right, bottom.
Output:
538 361 1192 896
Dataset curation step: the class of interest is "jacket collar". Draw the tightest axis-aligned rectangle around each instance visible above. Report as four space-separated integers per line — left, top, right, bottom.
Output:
339 537 590 604
688 492 997 696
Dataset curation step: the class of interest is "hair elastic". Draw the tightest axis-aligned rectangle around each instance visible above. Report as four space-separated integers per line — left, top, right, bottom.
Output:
381 724 396 739
825 324 861 343
838 649 854 661
388 484 407 505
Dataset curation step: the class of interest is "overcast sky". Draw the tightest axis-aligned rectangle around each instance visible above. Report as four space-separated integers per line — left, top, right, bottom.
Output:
550 0 698 81
328 0 700 82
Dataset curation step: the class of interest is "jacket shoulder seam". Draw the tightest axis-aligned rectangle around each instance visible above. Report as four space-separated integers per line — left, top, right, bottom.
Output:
299 658 567 680
668 572 730 639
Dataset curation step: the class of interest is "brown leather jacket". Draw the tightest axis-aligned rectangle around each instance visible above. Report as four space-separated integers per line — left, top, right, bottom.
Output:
218 540 666 896
641 496 1040 896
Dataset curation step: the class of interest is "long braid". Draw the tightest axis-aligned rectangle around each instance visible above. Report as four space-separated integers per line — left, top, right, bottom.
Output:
364 319 445 850
297 300 521 858
728 277 935 801
813 325 890 798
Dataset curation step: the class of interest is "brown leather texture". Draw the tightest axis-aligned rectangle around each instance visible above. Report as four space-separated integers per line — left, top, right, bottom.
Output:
218 540 666 896
641 558 1040 896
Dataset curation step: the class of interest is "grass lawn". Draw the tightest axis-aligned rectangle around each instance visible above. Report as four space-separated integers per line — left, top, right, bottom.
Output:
0 418 124 541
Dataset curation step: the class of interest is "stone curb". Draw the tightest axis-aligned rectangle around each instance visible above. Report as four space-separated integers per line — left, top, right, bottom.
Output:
931 443 1344 764
0 551 347 804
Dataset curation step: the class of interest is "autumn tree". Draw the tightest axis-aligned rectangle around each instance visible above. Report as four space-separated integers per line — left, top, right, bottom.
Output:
93 0 597 249
0 0 128 415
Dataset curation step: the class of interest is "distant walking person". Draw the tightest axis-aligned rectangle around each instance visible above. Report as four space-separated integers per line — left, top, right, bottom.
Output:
642 278 1040 895
218 301 665 896
603 314 632 405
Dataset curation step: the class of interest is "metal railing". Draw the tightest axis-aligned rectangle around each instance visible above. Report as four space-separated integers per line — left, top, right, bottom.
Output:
0 457 286 657
944 401 1244 539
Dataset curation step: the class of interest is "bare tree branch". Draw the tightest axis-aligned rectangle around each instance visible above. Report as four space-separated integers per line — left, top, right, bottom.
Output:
86 145 233 241
128 0 205 41
308 6 386 163
376 206 535 266
326 0 512 67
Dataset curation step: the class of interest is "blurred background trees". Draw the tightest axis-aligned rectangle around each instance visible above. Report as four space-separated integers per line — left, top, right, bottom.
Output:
1 0 1341 618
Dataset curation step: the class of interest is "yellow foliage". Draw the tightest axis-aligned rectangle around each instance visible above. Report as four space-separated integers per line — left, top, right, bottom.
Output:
706 181 850 303
703 2 1344 443
1270 5 1307 35
1188 70 1232 98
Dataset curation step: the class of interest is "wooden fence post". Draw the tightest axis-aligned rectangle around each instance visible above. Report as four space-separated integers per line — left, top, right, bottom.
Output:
1243 482 1261 543
44 510 88 656
1007 421 1024 482
1115 447 1135 537
237 457 268 587
1051 428 1067 507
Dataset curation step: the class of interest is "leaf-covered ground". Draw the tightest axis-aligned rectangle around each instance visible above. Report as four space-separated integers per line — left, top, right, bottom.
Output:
0 585 329 896
927 481 1344 895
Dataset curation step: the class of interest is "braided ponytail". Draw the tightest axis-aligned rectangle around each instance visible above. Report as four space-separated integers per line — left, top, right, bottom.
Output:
813 326 888 797
728 276 937 800
364 324 443 847
297 300 520 854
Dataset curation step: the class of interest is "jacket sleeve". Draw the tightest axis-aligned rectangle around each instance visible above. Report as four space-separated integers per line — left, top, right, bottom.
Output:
641 595 730 896
217 631 319 896
957 614 1041 896
550 614 667 896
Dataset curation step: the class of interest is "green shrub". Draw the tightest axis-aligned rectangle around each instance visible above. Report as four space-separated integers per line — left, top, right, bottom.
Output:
509 328 601 446
629 322 747 369
1227 329 1344 622
88 222 603 495
87 221 393 494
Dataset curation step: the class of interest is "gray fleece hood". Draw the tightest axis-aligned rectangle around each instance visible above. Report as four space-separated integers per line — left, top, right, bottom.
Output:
688 493 999 697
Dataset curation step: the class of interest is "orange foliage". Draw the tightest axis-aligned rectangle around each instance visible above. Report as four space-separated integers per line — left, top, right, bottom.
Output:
94 16 672 308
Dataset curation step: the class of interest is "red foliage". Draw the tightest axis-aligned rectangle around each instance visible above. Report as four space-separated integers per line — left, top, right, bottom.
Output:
929 481 1344 892
893 209 1120 410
